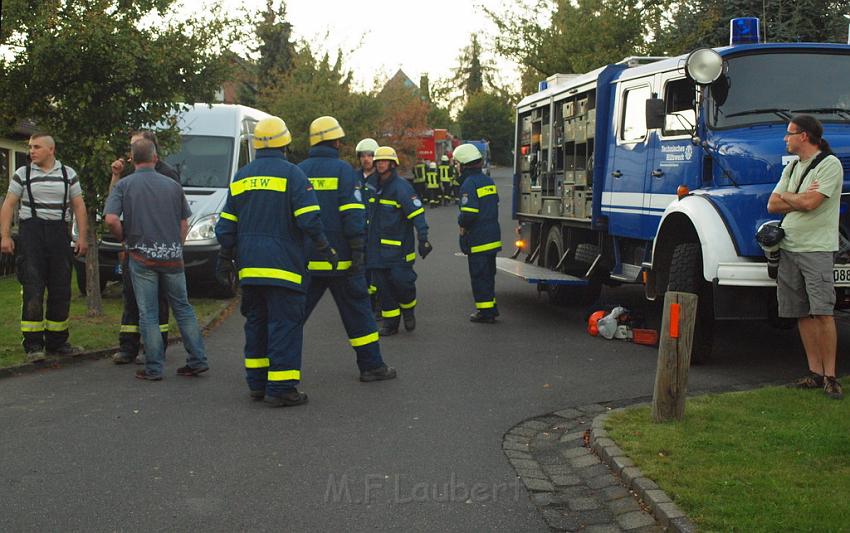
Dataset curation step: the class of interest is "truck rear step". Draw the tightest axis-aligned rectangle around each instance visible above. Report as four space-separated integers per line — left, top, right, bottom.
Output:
495 257 589 286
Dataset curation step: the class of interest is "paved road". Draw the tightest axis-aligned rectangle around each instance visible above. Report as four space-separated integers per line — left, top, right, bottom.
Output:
1 166 839 532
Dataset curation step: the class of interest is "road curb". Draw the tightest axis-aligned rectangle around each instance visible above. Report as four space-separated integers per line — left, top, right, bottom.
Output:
0 296 239 380
591 407 697 533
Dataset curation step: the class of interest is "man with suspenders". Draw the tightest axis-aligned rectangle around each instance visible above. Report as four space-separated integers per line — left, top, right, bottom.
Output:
1 133 89 361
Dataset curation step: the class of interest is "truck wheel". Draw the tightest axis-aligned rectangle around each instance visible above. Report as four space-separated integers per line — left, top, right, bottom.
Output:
667 242 713 364
544 227 601 306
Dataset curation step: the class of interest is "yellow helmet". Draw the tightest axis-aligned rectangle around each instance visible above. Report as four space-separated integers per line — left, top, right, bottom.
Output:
309 116 345 146
453 143 482 165
253 117 292 149
355 138 379 154
373 146 399 165
441 154 449 162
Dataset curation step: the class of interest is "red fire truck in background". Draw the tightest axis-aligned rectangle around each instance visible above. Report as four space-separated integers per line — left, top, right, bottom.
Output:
417 128 459 162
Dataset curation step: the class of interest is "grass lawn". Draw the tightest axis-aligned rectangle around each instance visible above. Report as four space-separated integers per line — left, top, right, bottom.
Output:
0 275 231 369
606 381 850 532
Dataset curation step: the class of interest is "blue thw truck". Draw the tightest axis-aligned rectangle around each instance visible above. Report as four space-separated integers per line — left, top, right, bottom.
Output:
499 19 850 361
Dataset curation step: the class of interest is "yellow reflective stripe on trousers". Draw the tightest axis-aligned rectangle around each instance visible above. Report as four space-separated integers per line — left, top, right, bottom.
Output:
21 321 44 332
309 177 339 190
339 203 365 211
460 207 479 213
307 261 352 271
400 299 416 309
470 240 502 253
476 185 497 198
382 308 401 318
407 207 424 219
350 331 379 347
379 199 400 208
268 370 301 381
380 239 401 246
230 176 287 196
405 252 416 262
220 211 238 222
159 324 170 333
368 284 377 295
45 320 68 331
120 324 139 333
294 204 320 217
476 299 496 309
245 357 270 369
239 267 302 285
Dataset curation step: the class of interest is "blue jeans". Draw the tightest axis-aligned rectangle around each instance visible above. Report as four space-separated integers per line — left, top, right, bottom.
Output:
129 259 208 377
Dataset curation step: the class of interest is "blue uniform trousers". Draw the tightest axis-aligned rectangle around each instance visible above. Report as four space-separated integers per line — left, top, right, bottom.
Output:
304 273 383 372
468 253 498 317
372 266 417 329
241 285 305 397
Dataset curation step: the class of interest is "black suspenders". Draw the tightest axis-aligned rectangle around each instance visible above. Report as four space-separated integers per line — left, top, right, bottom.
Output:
23 163 70 221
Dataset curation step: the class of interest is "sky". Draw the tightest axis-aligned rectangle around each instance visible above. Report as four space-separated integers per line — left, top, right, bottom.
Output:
212 0 526 92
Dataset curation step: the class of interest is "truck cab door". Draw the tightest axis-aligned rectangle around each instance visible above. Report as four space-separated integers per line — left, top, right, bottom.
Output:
604 81 655 238
647 74 699 221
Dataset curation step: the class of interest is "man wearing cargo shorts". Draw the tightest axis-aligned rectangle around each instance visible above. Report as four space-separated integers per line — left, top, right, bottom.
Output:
768 114 844 399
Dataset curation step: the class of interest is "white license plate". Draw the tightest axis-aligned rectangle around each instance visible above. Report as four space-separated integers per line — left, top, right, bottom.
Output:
834 265 850 286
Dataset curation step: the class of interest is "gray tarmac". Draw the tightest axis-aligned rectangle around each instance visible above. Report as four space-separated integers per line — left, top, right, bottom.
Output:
0 166 836 532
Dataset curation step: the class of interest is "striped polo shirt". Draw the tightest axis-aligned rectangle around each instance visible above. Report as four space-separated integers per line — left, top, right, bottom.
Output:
8 161 82 221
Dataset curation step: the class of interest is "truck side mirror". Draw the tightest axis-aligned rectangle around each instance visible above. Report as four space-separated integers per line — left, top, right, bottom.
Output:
645 98 665 130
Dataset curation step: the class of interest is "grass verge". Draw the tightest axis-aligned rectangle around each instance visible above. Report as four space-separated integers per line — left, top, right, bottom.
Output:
0 275 231 369
605 380 850 532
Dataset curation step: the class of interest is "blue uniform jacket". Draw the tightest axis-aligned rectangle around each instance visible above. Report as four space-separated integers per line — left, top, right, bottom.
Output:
366 170 428 268
457 169 502 255
297 145 366 276
215 149 325 292
357 167 376 206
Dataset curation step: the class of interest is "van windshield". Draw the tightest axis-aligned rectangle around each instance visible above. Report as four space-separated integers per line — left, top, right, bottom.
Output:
163 135 234 188
708 51 850 129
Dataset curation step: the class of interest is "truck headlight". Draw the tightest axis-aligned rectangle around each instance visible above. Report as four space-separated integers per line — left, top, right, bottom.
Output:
186 214 219 242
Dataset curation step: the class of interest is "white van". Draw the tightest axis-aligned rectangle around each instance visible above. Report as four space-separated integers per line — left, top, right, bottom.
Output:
80 104 271 296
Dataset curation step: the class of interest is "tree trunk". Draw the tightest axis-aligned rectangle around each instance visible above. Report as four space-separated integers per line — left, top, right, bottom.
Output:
85 207 102 317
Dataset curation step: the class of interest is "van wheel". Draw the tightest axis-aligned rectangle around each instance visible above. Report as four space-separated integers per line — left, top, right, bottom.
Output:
666 242 713 364
543 226 601 306
75 263 108 296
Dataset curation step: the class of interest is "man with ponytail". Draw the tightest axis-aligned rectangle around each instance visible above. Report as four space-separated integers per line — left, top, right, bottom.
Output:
768 114 844 399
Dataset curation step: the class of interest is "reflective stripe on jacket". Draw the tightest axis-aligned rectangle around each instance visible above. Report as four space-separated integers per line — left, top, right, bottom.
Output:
298 145 366 275
366 171 428 268
458 169 501 255
214 149 325 292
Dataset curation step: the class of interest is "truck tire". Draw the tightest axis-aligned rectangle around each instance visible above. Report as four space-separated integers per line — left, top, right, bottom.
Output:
543 227 601 306
666 242 713 364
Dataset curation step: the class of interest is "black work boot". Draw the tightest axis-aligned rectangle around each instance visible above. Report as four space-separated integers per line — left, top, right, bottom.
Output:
360 364 398 382
469 311 496 324
403 310 416 331
48 343 84 356
265 389 308 407
379 318 399 336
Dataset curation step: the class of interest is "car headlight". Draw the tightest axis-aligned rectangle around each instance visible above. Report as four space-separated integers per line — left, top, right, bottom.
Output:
186 214 219 242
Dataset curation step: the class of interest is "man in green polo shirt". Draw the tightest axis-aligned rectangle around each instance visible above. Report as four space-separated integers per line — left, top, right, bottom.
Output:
768 114 844 400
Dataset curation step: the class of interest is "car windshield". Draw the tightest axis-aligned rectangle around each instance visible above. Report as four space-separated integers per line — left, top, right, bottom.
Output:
708 51 850 129
163 135 234 188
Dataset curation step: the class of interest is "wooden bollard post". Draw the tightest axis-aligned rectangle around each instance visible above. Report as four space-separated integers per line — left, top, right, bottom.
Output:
652 291 698 422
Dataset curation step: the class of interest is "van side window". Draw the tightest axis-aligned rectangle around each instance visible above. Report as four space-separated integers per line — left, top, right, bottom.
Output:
238 138 250 168
621 86 651 142
663 78 696 136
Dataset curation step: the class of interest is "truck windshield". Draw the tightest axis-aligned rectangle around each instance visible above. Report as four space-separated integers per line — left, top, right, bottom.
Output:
708 52 850 129
163 135 234 188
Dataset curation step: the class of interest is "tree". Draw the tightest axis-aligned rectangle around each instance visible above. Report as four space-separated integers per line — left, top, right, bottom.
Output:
654 0 850 54
253 0 297 94
458 92 514 166
485 0 669 94
259 46 380 165
0 0 233 314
